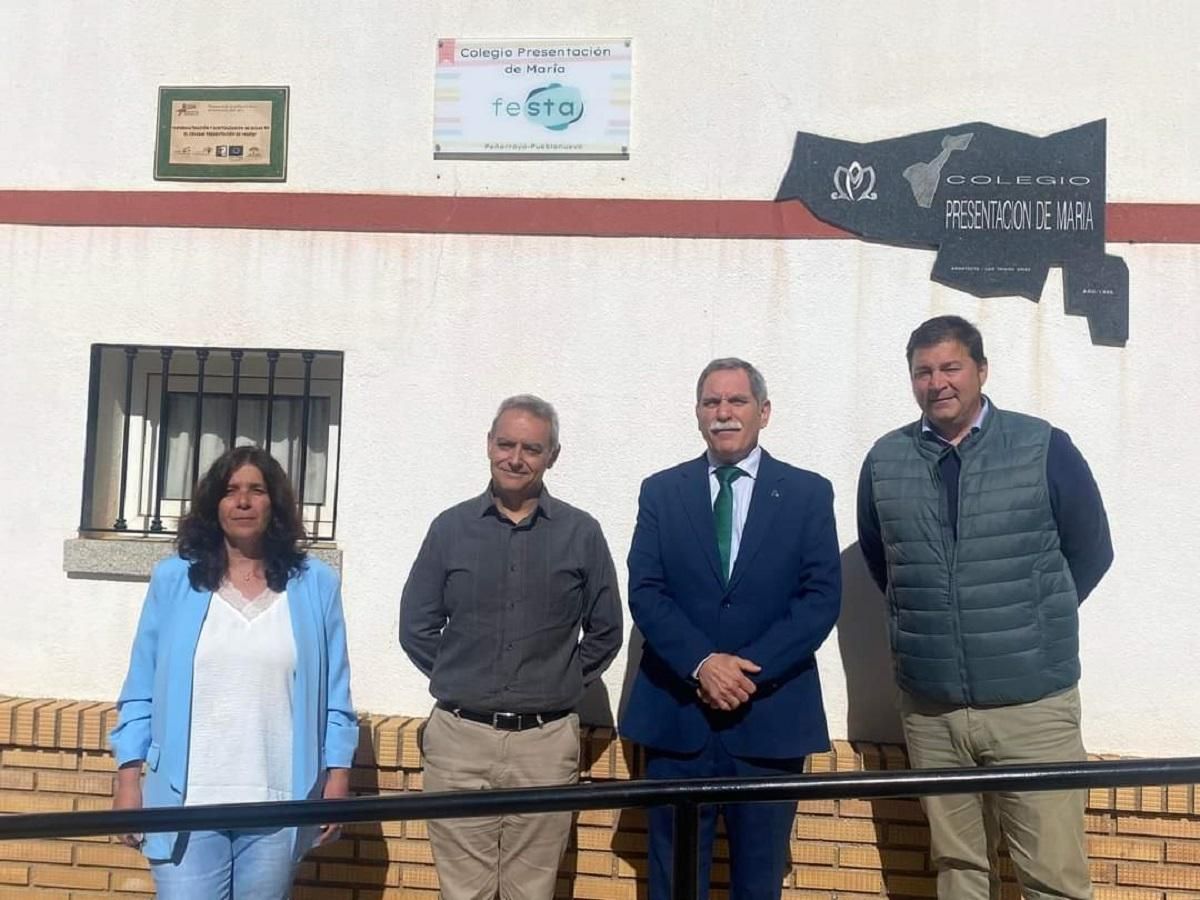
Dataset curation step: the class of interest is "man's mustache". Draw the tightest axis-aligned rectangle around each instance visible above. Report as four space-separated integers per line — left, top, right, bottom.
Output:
709 422 743 433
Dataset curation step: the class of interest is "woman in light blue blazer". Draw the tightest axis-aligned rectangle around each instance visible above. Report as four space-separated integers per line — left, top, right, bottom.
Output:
110 446 357 900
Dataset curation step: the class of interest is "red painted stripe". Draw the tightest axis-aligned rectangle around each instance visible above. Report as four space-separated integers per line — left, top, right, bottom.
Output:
0 191 1197 243
1105 203 1200 243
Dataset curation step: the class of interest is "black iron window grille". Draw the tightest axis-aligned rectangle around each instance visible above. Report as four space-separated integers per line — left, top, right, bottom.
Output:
79 345 344 542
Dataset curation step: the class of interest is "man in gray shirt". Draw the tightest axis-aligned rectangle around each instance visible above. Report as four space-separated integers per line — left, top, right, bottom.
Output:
400 394 622 900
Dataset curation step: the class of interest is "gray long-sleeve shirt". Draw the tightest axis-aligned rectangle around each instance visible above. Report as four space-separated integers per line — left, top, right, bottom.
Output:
399 488 623 713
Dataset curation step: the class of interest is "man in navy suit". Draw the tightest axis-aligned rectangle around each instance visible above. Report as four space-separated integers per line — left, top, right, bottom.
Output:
621 358 842 900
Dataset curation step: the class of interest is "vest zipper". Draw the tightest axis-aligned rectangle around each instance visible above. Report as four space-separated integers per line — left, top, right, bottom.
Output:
944 447 971 705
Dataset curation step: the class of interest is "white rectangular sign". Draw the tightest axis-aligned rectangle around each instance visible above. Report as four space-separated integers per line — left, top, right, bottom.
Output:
434 38 631 159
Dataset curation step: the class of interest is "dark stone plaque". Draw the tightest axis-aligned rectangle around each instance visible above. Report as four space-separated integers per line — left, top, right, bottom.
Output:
775 120 1128 346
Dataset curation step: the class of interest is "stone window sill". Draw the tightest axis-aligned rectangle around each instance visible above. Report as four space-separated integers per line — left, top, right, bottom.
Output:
63 537 342 580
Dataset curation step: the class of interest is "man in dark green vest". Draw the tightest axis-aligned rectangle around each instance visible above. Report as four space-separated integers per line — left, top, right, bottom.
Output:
857 315 1113 900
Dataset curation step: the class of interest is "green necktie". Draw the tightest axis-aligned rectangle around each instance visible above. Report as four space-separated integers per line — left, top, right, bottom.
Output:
714 465 745 583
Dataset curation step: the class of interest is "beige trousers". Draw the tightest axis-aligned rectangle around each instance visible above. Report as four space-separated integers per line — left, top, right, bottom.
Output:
420 705 580 900
899 686 1092 900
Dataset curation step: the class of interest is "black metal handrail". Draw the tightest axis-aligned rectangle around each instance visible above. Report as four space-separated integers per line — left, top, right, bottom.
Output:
2 757 1198 899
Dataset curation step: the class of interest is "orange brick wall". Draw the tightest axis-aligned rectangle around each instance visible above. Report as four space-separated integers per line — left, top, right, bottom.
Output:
1 696 1198 899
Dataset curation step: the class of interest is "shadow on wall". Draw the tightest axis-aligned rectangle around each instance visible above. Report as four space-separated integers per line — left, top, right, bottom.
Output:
615 625 644 728
578 675 617 729
838 543 904 745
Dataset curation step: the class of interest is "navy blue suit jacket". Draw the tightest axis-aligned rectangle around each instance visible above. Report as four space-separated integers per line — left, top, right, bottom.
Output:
620 450 842 759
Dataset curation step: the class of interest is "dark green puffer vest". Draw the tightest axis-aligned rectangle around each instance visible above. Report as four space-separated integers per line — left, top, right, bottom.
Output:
866 405 1079 705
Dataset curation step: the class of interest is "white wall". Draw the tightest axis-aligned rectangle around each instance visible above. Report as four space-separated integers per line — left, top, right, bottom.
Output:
0 1 1195 201
0 2 1197 756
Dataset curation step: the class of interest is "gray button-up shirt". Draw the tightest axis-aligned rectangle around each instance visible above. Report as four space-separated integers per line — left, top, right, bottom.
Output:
399 488 623 713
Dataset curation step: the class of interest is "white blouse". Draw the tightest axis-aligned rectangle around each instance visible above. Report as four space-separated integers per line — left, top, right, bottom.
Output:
184 584 296 806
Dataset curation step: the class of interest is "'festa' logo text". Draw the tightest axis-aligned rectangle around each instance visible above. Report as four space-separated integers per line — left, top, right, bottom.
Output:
492 83 585 132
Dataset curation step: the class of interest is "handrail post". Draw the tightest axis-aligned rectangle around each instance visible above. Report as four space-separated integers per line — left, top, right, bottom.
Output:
671 800 699 900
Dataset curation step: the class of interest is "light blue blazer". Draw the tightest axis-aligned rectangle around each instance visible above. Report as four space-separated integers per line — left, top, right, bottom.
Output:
109 555 358 861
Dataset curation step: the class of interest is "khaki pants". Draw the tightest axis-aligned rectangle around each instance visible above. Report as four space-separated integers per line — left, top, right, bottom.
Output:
899 686 1092 900
420 706 580 900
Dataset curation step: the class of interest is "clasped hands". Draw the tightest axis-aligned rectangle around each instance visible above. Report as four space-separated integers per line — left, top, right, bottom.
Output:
695 653 761 711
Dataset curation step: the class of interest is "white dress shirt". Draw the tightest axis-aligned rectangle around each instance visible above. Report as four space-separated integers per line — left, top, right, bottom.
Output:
694 445 763 679
707 443 762 575
921 398 990 444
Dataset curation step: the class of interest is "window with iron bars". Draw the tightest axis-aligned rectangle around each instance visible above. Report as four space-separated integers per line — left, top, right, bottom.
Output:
79 345 343 541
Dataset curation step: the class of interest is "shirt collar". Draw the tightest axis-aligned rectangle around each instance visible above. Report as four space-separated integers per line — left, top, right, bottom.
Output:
476 484 556 521
706 444 762 479
921 397 990 445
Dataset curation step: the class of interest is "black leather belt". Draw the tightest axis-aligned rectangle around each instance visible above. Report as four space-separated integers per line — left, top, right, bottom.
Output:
437 702 571 732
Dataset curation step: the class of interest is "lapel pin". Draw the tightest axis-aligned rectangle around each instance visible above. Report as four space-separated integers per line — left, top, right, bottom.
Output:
771 489 781 499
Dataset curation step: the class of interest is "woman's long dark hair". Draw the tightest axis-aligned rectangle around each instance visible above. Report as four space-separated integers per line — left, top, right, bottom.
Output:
176 446 308 592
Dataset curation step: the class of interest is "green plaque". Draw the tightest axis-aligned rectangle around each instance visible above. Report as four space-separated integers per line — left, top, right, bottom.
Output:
155 86 289 182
